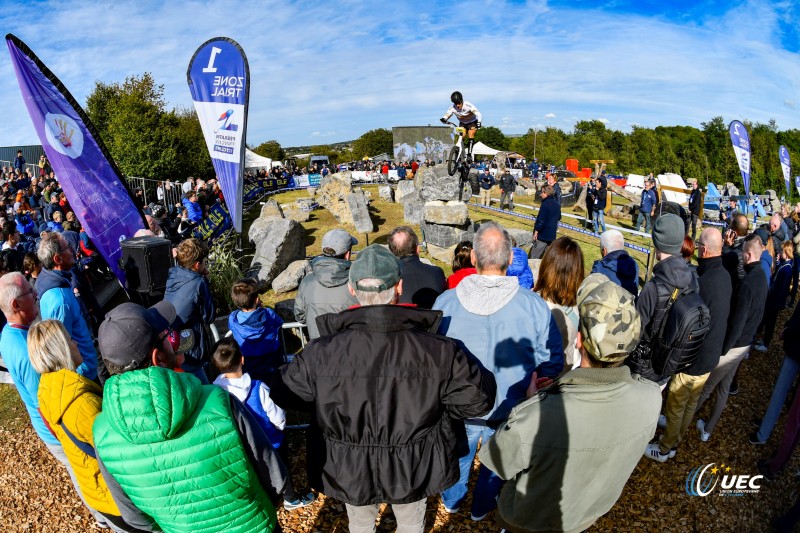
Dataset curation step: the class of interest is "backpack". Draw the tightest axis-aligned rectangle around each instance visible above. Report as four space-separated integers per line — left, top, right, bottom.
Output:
647 281 710 377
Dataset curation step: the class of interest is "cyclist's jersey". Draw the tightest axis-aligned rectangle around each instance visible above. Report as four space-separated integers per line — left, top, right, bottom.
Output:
441 101 482 125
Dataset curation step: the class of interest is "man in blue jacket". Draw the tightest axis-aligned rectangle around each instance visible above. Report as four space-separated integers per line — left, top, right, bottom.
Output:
434 221 564 521
36 232 98 381
165 238 216 384
636 179 657 233
182 190 204 224
591 229 639 297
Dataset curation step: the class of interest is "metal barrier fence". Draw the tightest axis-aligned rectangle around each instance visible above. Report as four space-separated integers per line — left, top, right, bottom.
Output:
124 176 184 212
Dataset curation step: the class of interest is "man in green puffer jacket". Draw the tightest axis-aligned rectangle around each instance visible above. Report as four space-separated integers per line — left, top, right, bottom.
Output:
92 301 288 533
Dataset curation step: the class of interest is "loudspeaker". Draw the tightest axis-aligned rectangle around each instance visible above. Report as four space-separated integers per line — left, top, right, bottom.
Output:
121 236 173 295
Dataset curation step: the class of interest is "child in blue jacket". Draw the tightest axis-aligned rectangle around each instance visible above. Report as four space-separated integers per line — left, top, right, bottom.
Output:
228 278 284 381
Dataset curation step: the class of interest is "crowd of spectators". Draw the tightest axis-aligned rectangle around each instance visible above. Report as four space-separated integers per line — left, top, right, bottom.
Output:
3 152 800 532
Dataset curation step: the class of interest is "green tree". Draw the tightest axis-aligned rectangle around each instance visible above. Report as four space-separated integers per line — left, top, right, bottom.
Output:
253 140 285 161
475 126 509 151
352 128 393 159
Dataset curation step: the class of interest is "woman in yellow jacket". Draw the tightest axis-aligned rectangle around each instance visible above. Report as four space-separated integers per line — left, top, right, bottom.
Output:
29 320 144 532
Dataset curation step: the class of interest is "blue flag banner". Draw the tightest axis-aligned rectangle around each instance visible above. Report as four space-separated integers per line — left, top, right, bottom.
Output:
243 176 294 203
728 120 751 196
780 146 791 199
187 37 249 233
192 203 232 242
6 34 145 287
795 176 800 197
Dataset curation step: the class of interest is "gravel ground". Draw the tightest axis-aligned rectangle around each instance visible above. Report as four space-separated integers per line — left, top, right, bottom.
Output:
1 310 799 532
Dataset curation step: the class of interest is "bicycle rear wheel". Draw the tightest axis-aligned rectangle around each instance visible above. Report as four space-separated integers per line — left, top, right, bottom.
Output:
447 146 460 176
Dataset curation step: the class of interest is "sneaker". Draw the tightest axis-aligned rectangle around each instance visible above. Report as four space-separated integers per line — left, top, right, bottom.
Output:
283 492 316 511
749 432 767 445
697 419 711 442
657 414 667 429
753 343 768 353
470 511 489 521
643 442 670 462
668 447 678 459
443 505 460 514
729 381 739 395
752 417 762 428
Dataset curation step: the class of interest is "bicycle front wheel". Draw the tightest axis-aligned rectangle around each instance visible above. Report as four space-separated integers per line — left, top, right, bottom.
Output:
447 146 460 176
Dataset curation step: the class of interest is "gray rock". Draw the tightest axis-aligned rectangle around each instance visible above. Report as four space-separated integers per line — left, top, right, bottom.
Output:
284 208 311 223
423 201 469 225
529 258 542 283
316 174 354 224
296 197 316 210
271 259 312 294
248 217 306 286
347 189 374 234
507 228 533 248
259 198 284 219
396 180 418 204
419 165 464 202
378 185 395 202
421 219 474 248
404 201 424 224
425 243 458 265
307 187 317 197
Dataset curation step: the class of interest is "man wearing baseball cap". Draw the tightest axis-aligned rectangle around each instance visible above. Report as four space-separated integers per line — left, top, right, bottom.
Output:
479 274 661 533
272 244 496 532
294 228 358 339
92 301 288 533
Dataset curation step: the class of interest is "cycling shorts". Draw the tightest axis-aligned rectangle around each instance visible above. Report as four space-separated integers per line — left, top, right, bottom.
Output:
460 119 479 131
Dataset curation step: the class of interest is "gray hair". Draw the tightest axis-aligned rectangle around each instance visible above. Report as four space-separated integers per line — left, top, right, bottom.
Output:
473 221 512 273
352 278 396 306
37 232 66 270
0 272 26 316
599 230 624 253
28 320 76 374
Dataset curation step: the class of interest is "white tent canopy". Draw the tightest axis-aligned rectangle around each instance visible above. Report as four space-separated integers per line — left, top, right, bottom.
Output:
471 141 499 156
245 149 272 169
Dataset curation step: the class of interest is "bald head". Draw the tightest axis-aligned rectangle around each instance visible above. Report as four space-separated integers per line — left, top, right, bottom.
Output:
770 213 782 233
472 221 513 275
698 228 722 258
731 213 749 237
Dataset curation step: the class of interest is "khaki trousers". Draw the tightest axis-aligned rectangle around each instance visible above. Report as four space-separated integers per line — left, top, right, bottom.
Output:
659 371 710 452
480 188 492 206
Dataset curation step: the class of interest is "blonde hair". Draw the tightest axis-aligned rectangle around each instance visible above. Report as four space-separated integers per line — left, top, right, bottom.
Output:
28 320 75 374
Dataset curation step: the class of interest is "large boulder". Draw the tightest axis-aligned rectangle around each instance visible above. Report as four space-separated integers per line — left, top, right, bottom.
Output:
378 185 394 202
404 201 424 225
425 243 458 265
347 188 374 234
418 165 465 202
260 198 284 219
316 173 354 224
421 220 474 248
271 259 312 294
396 180 418 204
507 227 533 248
423 201 469 225
248 217 306 286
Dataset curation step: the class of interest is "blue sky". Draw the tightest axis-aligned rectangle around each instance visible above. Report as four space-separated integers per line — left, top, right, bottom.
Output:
0 0 798 149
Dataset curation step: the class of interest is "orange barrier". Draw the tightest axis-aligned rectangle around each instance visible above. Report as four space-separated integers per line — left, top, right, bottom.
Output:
566 159 579 174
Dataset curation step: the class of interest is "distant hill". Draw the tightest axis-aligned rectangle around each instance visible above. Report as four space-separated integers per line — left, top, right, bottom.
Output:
285 140 354 156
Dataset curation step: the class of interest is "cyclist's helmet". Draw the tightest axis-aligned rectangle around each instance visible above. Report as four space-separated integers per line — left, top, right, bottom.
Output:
451 91 463 105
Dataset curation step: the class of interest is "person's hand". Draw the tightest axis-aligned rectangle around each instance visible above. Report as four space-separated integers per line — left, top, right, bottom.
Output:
533 231 538 241
526 371 554 399
724 229 735 247
440 117 447 124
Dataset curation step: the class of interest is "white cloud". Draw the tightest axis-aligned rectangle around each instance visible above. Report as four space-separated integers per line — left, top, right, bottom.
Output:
598 118 609 124
0 0 797 150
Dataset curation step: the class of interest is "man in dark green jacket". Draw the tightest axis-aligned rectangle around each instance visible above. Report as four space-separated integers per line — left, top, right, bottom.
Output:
93 301 287 533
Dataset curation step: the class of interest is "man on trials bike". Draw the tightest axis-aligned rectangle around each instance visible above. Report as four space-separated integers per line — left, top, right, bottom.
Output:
440 91 481 162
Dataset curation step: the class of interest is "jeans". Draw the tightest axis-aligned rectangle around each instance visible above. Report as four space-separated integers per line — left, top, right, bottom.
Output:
346 498 426 533
500 191 514 210
440 424 504 517
593 209 606 233
757 356 800 442
636 211 652 233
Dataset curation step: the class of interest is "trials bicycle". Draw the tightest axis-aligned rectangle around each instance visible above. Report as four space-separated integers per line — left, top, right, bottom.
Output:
445 121 471 177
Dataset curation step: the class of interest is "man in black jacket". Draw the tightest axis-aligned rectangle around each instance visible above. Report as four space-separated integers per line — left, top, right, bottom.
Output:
389 226 446 309
645 228 732 461
688 180 702 240
533 185 561 246
695 233 768 442
498 168 516 211
272 245 496 532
